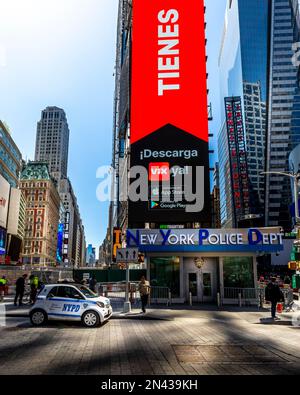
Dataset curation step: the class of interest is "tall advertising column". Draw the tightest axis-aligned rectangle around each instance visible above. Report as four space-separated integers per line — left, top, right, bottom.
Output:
129 0 211 228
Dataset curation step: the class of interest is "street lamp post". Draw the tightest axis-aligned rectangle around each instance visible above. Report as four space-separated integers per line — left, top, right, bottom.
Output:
261 171 300 274
261 171 300 226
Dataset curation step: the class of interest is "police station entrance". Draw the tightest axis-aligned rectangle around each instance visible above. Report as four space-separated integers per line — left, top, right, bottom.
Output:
187 272 213 303
184 257 218 303
128 227 284 305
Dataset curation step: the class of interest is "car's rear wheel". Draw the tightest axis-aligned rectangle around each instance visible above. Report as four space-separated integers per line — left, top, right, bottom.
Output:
82 310 100 328
30 309 48 326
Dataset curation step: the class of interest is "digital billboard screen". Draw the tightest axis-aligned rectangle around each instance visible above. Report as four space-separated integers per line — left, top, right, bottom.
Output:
129 0 211 226
224 97 251 224
0 227 6 256
0 174 10 229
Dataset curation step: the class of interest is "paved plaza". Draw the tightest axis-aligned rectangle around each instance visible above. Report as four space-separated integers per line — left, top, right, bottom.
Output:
1 303 300 375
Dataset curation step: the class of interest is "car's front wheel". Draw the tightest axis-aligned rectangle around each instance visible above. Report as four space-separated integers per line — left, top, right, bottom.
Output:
82 310 100 328
30 309 48 326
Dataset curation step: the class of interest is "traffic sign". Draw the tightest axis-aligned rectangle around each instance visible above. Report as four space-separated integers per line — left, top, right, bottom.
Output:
116 248 139 263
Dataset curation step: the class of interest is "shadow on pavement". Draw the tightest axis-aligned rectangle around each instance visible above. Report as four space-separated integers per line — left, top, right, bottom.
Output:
258 318 292 326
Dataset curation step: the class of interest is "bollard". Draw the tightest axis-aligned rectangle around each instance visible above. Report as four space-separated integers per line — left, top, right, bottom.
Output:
168 290 172 306
217 292 221 308
189 292 192 306
0 304 5 327
259 291 263 309
238 293 242 307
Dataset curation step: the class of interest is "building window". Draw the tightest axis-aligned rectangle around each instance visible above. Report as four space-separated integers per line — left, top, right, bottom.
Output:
223 257 254 288
150 256 180 297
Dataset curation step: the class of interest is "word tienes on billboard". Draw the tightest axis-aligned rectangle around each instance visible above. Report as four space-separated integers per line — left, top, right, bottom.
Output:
129 0 211 227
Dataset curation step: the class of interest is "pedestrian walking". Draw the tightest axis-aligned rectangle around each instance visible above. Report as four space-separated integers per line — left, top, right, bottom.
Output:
14 274 28 306
284 275 291 285
265 277 284 319
0 276 7 302
29 274 39 304
89 276 97 293
138 276 150 313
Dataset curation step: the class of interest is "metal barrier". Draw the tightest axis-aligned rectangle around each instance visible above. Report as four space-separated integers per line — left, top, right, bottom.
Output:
98 283 171 310
98 282 140 312
223 288 260 306
149 287 171 306
257 285 295 311
223 287 259 301
223 286 295 310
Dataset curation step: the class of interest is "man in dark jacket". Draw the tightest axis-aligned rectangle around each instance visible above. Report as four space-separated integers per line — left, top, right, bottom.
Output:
265 277 283 319
89 277 97 293
14 274 27 306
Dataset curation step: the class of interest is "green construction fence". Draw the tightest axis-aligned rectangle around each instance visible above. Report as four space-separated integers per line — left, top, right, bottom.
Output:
73 268 147 283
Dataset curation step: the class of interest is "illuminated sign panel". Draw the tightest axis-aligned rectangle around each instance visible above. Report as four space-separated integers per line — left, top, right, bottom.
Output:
0 175 10 229
225 97 250 224
0 227 6 255
130 0 210 225
127 228 284 253
131 0 208 143
56 223 64 263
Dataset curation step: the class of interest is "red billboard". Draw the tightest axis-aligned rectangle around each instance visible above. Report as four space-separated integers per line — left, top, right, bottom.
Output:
131 0 208 144
129 0 211 226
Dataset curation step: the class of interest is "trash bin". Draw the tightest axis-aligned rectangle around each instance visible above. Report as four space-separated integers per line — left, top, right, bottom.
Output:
277 303 283 314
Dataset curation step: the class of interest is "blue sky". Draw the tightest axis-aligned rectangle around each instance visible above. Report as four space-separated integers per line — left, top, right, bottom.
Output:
0 0 227 253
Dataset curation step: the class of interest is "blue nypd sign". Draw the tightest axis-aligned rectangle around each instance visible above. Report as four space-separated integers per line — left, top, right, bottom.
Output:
126 228 284 253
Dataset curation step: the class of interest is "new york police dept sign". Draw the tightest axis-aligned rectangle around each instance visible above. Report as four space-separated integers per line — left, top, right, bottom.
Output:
126 228 284 253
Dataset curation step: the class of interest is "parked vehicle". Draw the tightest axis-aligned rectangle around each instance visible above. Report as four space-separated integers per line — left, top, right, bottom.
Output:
30 283 112 328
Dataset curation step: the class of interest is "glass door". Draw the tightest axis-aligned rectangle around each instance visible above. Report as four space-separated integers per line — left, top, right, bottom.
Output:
202 272 213 302
188 273 198 301
187 272 214 303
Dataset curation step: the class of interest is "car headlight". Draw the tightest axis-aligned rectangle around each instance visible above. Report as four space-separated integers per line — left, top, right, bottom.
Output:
96 301 105 308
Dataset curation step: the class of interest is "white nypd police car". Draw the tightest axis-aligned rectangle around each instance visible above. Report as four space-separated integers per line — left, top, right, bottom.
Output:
29 283 112 328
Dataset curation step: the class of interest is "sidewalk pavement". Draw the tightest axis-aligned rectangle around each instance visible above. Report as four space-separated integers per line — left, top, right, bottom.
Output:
2 296 300 325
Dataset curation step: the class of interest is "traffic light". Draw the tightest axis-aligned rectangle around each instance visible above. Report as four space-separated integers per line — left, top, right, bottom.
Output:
288 261 298 270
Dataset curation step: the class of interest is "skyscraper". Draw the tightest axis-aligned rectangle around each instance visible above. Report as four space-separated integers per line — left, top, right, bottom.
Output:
35 106 69 182
0 120 22 188
265 0 300 230
58 177 85 267
86 244 96 266
218 0 269 227
34 106 85 266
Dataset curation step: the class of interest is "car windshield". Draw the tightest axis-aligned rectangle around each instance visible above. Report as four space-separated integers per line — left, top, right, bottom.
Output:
77 285 98 298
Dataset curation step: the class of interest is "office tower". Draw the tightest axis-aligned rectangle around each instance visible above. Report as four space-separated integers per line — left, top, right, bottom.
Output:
35 107 85 266
0 174 10 262
289 144 300 223
35 106 69 182
0 120 22 188
0 121 25 262
20 162 60 265
265 0 300 230
58 178 85 267
218 0 269 227
211 163 221 229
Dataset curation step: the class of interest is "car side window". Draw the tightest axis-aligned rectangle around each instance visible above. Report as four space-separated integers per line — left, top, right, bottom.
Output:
47 287 58 298
57 286 84 300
